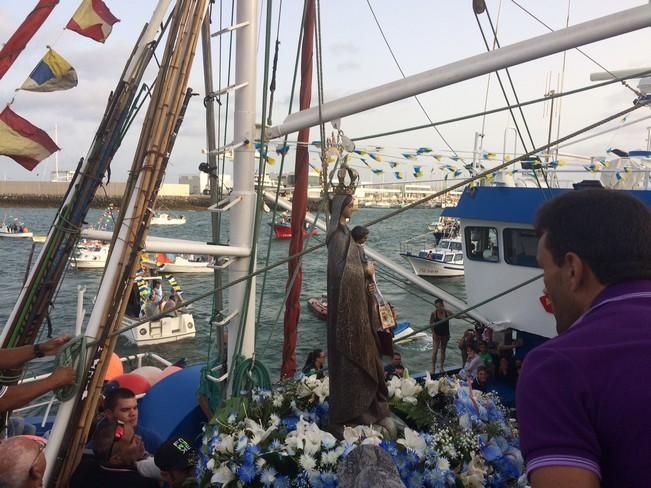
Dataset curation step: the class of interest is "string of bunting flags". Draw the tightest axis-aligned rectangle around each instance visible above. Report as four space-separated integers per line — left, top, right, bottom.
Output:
0 0 119 171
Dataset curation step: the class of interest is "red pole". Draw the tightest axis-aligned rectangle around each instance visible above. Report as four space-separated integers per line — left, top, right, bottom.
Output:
280 0 315 379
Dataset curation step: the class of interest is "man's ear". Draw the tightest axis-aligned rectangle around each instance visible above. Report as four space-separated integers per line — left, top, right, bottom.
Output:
564 252 586 292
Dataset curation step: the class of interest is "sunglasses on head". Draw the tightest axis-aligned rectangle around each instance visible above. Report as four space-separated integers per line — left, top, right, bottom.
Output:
107 420 125 461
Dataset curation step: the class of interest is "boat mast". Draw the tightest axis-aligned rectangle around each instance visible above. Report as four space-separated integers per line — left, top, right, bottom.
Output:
227 0 258 363
281 0 315 379
200 12 226 368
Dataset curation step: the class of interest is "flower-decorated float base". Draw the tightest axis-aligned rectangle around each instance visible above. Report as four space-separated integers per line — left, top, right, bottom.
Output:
198 374 525 487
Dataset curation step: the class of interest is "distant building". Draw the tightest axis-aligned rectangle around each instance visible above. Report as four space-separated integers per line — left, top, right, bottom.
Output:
179 173 232 195
50 169 76 182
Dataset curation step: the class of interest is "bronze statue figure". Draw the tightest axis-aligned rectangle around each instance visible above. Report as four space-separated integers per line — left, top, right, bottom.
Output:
326 190 393 438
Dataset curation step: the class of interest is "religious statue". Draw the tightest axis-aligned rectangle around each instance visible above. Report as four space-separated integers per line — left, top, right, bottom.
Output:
326 162 394 438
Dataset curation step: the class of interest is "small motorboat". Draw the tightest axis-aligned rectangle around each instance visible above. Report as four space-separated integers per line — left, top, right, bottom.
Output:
393 320 428 342
70 242 109 269
307 296 327 320
0 220 33 238
159 254 214 273
151 212 186 225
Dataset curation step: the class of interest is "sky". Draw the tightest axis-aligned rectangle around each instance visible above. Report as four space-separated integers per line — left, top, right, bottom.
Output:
1 0 651 186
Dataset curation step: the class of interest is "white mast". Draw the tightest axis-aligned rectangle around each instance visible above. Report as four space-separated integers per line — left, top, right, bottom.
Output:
227 0 258 362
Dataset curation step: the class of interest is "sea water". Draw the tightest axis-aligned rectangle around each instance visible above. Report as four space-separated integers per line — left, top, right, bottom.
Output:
0 206 467 378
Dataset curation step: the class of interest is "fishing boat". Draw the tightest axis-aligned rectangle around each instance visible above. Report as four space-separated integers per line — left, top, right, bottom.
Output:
150 212 186 225
0 220 33 238
3 2 651 486
400 237 464 277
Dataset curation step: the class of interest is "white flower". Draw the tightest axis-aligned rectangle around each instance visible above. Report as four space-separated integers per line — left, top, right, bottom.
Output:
256 457 267 469
320 449 340 466
227 413 237 424
387 376 402 398
236 434 248 453
299 453 317 473
216 434 234 454
269 414 281 428
245 418 277 444
424 373 440 397
211 465 235 484
321 431 337 450
260 467 277 485
313 377 330 403
343 426 361 444
400 377 423 400
397 427 427 458
206 458 215 471
437 457 450 471
272 394 284 407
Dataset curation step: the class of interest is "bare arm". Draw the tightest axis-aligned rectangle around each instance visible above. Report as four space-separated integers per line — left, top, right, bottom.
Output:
530 466 600 488
0 336 72 370
0 345 36 370
0 367 75 411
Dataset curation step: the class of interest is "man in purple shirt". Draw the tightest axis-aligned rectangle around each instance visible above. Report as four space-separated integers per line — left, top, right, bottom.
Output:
517 188 651 487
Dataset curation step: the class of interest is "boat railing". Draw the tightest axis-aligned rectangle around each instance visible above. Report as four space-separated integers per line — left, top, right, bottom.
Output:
400 231 438 254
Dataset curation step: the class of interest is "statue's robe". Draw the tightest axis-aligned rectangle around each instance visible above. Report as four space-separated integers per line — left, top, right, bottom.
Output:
326 196 389 427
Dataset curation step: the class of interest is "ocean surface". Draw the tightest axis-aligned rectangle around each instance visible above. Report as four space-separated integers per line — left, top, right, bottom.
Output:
0 206 468 378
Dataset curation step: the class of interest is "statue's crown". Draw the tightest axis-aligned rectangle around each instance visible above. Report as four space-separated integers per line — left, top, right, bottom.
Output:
329 161 359 195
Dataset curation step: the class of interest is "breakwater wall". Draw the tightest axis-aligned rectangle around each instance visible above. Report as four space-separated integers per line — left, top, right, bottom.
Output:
0 181 212 210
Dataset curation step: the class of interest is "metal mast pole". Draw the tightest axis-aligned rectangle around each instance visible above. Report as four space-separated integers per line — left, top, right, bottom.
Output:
200 11 226 365
228 0 258 362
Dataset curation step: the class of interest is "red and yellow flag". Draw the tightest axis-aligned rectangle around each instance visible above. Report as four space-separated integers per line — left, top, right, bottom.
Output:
0 107 60 171
66 0 119 43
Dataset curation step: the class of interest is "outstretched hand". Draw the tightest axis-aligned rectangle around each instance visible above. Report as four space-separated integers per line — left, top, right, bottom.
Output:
39 335 72 356
50 366 76 387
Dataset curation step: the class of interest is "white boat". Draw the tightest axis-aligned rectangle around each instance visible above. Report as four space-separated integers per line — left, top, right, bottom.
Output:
122 275 196 346
0 222 33 238
150 212 186 225
159 254 213 273
121 312 195 346
70 243 109 269
400 237 464 277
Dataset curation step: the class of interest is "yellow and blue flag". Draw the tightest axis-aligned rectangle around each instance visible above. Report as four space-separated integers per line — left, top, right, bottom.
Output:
371 168 384 175
388 161 398 168
413 166 423 177
394 171 404 180
20 48 78 92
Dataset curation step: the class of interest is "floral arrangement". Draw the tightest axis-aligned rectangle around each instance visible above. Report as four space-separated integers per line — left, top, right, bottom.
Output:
197 373 525 487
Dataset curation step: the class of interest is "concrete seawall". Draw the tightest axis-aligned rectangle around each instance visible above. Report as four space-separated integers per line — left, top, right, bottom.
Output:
0 181 212 210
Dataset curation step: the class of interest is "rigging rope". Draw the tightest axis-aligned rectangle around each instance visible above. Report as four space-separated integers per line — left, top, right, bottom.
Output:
352 69 651 142
509 0 641 97
365 0 468 167
266 0 283 126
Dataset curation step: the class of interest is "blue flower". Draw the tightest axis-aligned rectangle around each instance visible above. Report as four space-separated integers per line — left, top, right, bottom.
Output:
269 439 282 450
237 462 256 484
406 471 424 488
379 440 398 457
282 415 299 431
273 475 291 488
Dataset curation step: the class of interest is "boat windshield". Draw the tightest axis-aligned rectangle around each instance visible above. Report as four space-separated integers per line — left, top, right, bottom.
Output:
443 254 454 263
438 240 450 249
432 253 444 261
450 241 462 251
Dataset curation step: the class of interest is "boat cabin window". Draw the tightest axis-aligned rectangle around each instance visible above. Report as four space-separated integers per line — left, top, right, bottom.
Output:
450 241 462 251
465 226 499 262
444 254 454 263
438 240 450 249
453 253 463 262
503 228 539 268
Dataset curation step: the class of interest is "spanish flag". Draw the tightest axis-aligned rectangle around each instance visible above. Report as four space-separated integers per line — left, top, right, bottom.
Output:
20 48 78 92
66 0 119 43
0 107 59 171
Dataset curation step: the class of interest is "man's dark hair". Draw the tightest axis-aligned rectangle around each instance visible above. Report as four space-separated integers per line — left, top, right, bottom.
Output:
103 387 135 412
434 298 444 305
477 365 488 374
351 225 369 243
393 352 401 359
534 189 651 284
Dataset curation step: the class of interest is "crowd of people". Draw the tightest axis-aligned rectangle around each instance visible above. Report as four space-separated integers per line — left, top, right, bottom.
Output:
139 281 184 319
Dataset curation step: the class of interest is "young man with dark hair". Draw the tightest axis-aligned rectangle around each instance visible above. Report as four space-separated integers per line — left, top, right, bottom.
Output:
517 189 651 487
102 388 162 454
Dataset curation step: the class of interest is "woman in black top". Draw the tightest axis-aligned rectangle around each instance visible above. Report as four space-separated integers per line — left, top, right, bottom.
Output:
430 298 451 373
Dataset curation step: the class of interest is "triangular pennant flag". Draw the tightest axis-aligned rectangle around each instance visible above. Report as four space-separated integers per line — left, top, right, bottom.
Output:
416 147 432 155
402 153 417 160
20 48 78 92
369 152 382 162
388 161 398 168
66 0 119 43
371 168 384 175
413 166 423 177
394 171 403 180
0 107 59 171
